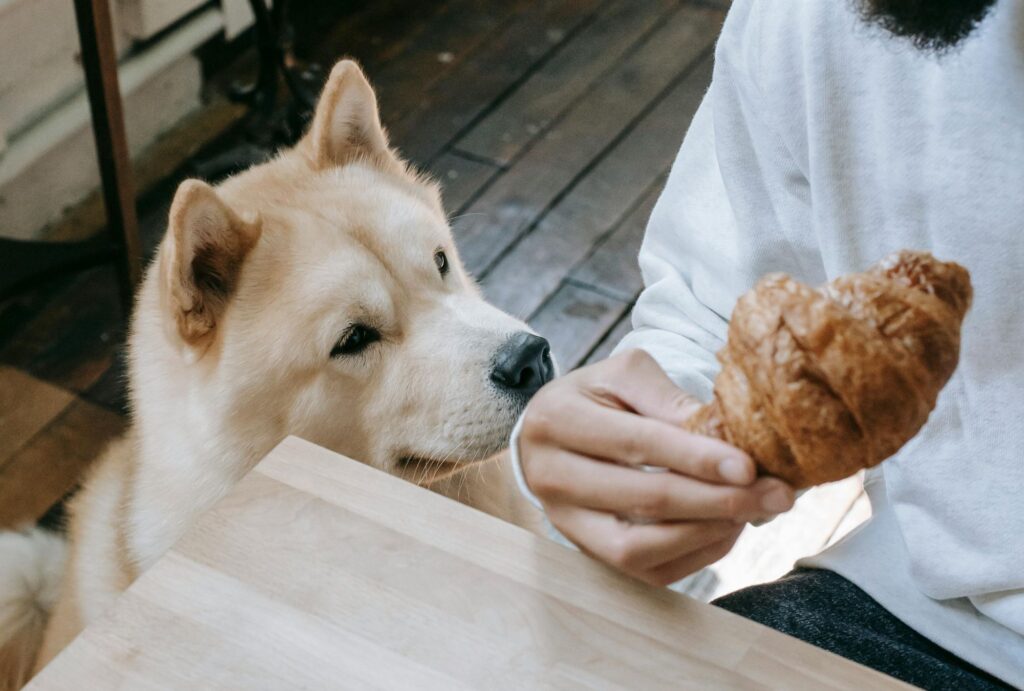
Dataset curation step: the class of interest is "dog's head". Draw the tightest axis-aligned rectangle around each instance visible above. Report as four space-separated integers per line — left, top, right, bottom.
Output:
139 60 554 476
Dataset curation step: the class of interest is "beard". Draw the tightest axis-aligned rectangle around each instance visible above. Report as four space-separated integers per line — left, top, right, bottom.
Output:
858 0 999 52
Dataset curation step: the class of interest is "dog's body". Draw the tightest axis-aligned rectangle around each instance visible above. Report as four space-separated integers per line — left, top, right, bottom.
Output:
0 61 548 690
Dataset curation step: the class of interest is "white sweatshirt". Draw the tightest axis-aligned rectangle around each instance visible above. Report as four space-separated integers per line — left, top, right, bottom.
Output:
611 0 1024 683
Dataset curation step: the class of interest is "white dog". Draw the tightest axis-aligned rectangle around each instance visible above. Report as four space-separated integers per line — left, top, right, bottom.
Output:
0 60 553 689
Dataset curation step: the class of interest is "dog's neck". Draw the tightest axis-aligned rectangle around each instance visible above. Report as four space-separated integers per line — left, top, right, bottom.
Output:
122 271 286 569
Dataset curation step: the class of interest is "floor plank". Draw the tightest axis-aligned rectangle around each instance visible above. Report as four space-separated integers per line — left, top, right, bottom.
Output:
0 366 75 464
454 0 679 165
454 5 722 276
569 175 665 302
428 152 502 215
529 282 630 369
367 0 527 124
0 398 125 528
479 44 711 317
0 266 123 395
387 0 605 167
582 312 635 365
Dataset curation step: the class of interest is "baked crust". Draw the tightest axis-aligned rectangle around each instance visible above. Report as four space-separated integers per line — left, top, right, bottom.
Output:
683 250 972 488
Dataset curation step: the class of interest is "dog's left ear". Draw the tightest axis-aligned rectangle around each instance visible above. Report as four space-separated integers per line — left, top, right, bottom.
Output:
304 59 398 171
165 179 261 350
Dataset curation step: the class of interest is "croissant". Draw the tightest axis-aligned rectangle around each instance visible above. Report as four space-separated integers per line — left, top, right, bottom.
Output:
682 250 972 489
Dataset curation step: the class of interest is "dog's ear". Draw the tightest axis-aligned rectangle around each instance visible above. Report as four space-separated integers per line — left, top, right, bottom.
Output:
304 59 398 170
165 179 261 349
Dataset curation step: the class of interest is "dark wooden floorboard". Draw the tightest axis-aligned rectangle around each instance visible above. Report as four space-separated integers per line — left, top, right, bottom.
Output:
569 174 666 302
528 281 630 369
368 0 527 125
454 0 679 166
481 53 714 318
0 397 126 529
453 4 722 276
388 0 606 167
583 313 636 365
0 266 124 396
428 152 503 215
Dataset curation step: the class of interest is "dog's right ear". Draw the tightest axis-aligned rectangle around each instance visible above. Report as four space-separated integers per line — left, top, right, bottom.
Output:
164 179 261 351
303 59 400 172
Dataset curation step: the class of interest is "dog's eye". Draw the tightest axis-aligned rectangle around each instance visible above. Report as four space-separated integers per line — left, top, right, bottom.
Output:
330 324 380 357
434 249 449 276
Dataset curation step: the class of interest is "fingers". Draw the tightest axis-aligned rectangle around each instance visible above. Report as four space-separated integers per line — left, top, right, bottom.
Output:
643 534 740 587
547 504 743 585
528 395 755 484
529 450 795 522
583 348 703 426
517 349 794 588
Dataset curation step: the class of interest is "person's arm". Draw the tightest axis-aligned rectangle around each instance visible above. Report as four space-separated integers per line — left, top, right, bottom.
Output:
517 0 823 586
617 0 824 382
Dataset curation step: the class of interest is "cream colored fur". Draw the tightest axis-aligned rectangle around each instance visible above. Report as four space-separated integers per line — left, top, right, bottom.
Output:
0 60 539 690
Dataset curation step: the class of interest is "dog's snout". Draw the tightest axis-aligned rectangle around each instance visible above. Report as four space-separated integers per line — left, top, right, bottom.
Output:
490 332 554 396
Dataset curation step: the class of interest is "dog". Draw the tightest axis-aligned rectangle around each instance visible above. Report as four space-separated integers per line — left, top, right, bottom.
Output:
0 59 554 689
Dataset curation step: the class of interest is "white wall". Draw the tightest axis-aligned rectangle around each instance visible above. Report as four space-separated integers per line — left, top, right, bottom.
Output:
0 0 256 240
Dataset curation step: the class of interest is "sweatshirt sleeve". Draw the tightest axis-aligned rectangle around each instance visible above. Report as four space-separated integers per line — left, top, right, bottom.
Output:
614 0 825 394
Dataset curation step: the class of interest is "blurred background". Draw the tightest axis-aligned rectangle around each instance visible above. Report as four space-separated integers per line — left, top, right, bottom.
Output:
0 0 866 600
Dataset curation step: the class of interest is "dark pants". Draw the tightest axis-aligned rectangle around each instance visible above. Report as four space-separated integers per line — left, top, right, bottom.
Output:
712 568 1015 690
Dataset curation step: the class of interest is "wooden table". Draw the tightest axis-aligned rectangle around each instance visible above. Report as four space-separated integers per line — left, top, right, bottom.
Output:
28 437 908 690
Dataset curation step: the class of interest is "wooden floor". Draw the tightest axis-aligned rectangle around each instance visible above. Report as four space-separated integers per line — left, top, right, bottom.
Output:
0 0 867 599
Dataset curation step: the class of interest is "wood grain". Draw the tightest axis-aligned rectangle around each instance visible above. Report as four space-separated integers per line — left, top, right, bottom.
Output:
455 0 679 165
0 366 74 464
480 52 712 317
569 174 666 302
0 266 122 395
387 0 604 166
0 397 124 528
583 311 635 365
454 5 721 276
369 0 528 125
428 151 501 215
529 281 631 369
28 438 908 690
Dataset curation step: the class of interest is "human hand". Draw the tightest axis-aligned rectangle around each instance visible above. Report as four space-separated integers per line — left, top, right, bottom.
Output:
518 349 796 586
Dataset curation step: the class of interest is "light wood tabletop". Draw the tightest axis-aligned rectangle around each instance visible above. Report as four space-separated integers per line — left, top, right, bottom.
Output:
28 437 909 690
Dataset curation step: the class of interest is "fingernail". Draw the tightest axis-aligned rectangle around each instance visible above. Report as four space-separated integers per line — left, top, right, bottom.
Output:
718 457 752 484
761 487 794 513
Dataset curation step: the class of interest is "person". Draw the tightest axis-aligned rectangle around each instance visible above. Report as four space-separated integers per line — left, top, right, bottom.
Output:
511 0 1023 687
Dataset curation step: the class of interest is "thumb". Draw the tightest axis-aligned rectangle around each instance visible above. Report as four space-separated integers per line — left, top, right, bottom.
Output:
591 349 703 426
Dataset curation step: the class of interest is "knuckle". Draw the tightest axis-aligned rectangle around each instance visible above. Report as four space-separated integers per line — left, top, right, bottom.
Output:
619 434 648 467
719 490 746 518
691 448 721 478
608 532 643 570
524 457 563 500
649 572 676 588
666 389 700 421
521 396 559 443
620 348 653 370
709 538 734 563
633 488 671 520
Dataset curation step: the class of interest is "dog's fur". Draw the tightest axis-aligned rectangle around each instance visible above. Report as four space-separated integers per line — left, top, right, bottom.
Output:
0 60 541 689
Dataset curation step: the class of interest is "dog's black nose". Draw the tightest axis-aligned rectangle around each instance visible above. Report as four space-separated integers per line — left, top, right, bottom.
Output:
490 332 555 396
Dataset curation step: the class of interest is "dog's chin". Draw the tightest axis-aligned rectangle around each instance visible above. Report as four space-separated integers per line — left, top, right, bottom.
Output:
392 439 507 486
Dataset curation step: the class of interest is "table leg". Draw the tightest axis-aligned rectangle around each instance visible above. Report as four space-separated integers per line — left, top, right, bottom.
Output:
72 0 142 317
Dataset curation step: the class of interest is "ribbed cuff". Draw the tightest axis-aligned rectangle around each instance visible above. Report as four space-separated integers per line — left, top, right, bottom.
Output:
508 412 544 511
